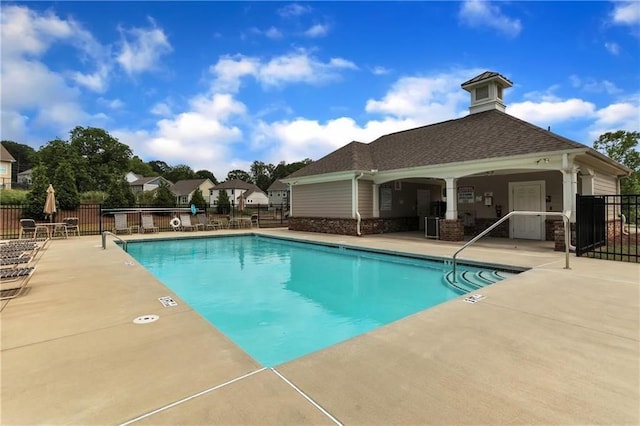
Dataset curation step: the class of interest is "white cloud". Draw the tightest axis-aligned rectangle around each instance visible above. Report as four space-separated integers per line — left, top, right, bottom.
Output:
304 24 330 38
459 0 522 37
151 102 172 116
371 66 391 76
365 71 476 122
588 99 640 139
569 75 622 95
604 41 620 55
508 99 596 125
210 50 357 92
265 26 283 39
0 5 114 142
98 97 125 110
610 1 640 26
277 4 312 18
116 18 172 75
114 93 248 179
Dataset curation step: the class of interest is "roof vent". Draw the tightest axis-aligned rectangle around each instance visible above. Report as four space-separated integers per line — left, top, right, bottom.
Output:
461 71 513 114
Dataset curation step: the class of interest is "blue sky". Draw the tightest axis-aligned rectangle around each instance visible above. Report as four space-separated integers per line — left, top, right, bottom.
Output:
1 1 639 180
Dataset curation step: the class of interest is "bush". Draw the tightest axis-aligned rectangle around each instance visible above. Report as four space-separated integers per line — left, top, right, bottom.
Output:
0 189 29 204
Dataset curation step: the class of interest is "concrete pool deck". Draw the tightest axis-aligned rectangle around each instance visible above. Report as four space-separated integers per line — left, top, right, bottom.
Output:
1 229 638 425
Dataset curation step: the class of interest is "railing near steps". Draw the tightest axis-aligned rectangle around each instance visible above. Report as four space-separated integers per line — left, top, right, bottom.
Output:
101 231 128 252
451 211 571 283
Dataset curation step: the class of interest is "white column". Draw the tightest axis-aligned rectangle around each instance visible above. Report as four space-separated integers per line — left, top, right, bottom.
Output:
288 184 293 216
372 184 380 218
445 178 458 220
581 169 594 196
562 167 579 223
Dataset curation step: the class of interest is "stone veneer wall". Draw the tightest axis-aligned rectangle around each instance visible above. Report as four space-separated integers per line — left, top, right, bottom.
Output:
288 216 419 236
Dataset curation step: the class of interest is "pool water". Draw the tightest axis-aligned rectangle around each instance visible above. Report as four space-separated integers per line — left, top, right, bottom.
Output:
126 236 468 366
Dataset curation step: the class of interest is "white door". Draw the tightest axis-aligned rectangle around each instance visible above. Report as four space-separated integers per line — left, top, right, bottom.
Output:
417 189 430 230
510 181 544 240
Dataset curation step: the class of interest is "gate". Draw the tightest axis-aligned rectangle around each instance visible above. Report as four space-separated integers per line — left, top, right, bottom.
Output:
575 194 639 262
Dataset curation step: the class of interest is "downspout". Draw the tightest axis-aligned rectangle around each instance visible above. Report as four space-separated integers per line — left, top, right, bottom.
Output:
354 173 364 236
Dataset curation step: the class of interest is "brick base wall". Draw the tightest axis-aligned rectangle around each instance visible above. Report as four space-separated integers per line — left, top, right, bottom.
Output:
554 221 576 251
439 219 464 241
288 216 419 236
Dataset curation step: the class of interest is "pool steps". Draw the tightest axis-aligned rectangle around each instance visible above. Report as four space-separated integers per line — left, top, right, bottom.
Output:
444 269 517 294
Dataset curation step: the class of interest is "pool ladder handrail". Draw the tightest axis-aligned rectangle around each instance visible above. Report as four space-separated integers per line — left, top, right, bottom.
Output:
101 231 128 251
451 211 571 283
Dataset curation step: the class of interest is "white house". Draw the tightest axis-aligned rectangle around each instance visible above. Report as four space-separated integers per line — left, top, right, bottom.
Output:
209 179 268 207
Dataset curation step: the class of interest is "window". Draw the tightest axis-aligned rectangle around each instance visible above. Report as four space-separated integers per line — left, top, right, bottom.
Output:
475 85 489 100
497 85 503 100
0 164 6 174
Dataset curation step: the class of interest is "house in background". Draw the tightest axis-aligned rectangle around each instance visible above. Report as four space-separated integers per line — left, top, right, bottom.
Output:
129 176 173 195
17 168 33 186
0 143 16 189
172 179 215 205
209 179 268 207
267 180 290 207
282 71 629 243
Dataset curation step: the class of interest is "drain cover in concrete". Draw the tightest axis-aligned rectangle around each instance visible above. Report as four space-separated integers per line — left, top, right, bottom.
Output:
133 315 159 324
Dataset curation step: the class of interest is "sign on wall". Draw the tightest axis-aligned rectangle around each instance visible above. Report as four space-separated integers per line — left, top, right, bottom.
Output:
457 185 475 204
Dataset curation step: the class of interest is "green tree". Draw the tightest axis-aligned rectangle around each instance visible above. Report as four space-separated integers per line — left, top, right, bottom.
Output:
217 189 231 214
128 156 157 177
164 164 195 183
39 139 79 185
593 130 640 194
148 160 171 176
154 181 176 207
52 161 80 210
1 141 37 184
195 169 217 184
190 188 207 209
104 176 135 208
69 126 133 192
227 169 252 183
137 191 157 205
22 165 50 220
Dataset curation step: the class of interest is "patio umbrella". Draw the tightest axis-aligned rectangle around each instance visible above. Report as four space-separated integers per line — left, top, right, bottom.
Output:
237 193 245 212
43 184 57 223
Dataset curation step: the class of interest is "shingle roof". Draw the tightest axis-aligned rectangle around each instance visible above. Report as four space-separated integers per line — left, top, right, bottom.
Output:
267 180 288 191
171 179 210 196
287 110 589 179
461 71 513 88
0 143 16 162
213 179 265 194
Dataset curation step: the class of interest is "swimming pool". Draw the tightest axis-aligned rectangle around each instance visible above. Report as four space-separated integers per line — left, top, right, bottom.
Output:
126 235 514 366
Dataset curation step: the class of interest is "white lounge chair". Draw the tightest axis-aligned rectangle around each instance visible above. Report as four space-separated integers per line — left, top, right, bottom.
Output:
140 214 159 233
113 213 133 234
179 214 198 231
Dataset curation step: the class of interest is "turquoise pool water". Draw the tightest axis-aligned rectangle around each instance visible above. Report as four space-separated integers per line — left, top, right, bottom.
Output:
126 236 466 366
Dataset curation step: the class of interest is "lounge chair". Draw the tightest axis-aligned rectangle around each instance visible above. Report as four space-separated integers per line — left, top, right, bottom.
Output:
113 213 133 234
63 217 80 237
0 254 33 269
19 219 48 239
196 213 218 230
141 214 159 233
179 214 198 231
0 266 37 300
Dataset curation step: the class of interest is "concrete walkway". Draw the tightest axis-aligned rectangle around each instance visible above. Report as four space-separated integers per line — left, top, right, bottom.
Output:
1 229 638 425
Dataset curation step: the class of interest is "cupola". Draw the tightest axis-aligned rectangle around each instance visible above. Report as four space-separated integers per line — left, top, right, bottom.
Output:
461 71 513 114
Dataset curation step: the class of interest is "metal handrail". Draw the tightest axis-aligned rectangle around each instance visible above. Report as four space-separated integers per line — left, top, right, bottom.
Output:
451 211 571 282
101 231 128 251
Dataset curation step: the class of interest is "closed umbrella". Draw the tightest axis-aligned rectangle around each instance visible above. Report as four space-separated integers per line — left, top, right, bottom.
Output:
237 193 245 212
44 184 57 223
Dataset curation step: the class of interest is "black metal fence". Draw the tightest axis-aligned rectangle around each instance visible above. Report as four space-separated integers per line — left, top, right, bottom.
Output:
0 203 289 240
575 194 638 262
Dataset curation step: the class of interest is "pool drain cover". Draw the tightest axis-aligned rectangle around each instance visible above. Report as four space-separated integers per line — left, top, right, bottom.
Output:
133 314 159 324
